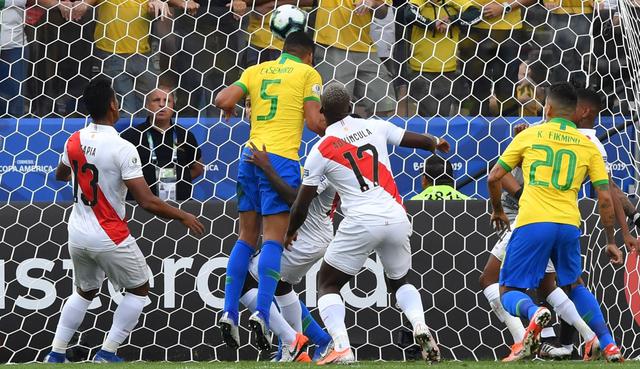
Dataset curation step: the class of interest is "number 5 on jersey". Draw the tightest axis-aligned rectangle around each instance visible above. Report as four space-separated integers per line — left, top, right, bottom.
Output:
257 79 281 121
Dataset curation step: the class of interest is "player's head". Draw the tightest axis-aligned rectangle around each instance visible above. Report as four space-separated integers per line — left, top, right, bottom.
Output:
422 155 454 190
574 88 602 129
283 31 315 66
321 82 351 124
82 77 119 124
544 82 577 122
146 85 176 125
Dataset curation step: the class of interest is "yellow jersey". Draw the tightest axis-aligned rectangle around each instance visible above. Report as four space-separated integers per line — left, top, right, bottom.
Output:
315 0 392 52
408 0 464 73
543 0 593 14
94 0 151 54
234 53 322 161
466 0 523 30
497 118 608 228
247 13 284 50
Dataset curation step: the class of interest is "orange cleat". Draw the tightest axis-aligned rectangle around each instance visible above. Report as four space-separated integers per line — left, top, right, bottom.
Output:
583 336 600 361
281 333 310 362
502 342 525 362
603 343 624 362
317 346 355 365
522 307 551 358
297 352 312 362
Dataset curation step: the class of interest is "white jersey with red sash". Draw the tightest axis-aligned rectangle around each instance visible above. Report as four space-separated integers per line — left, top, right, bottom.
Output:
62 123 143 251
302 116 406 224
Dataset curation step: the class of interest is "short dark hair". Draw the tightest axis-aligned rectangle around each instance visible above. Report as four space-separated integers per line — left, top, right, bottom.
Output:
283 31 315 57
576 88 602 113
82 77 116 120
423 155 454 186
546 82 577 116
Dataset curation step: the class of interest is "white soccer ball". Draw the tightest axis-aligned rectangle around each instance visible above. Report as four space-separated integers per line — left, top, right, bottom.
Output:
269 4 307 40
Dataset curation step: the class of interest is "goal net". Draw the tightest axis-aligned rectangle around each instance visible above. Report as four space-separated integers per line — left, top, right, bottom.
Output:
1 0 640 362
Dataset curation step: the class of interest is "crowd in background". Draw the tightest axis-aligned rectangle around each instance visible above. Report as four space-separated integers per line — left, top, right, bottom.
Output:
0 0 637 119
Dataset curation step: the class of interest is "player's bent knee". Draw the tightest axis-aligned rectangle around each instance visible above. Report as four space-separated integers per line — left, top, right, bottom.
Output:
276 281 293 296
76 287 99 300
126 281 150 297
385 276 408 294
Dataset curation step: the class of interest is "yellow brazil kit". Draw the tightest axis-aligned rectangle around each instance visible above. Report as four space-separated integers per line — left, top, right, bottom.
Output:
497 118 608 228
233 53 322 161
94 0 152 54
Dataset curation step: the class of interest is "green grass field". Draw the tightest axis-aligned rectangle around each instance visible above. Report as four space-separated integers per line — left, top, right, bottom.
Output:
9 361 638 369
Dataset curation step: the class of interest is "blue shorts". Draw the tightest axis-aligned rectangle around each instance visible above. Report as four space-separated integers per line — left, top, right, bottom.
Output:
499 222 582 289
236 147 301 216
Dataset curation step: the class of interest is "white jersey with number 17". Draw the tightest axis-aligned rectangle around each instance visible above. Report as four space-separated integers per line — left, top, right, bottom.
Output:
302 116 407 224
62 123 144 251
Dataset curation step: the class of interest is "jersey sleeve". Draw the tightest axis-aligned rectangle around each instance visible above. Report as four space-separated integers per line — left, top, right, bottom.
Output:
302 143 327 187
380 120 406 146
61 137 70 167
233 67 252 95
303 69 323 103
497 130 529 172
588 149 609 188
120 143 144 180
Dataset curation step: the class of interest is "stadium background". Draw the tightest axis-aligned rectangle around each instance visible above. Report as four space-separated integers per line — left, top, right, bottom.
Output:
1 0 640 363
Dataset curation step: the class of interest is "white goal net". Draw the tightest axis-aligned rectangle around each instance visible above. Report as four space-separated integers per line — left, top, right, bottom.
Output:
1 0 640 363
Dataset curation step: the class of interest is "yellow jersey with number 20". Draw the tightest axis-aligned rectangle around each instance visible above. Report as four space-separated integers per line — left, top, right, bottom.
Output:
234 53 323 161
497 118 608 228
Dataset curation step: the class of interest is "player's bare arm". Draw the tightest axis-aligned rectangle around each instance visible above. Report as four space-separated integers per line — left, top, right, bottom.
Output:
304 100 326 135
124 177 206 235
611 181 640 246
594 182 623 265
399 131 450 153
55 162 72 182
190 160 205 179
501 173 522 200
487 163 510 232
245 142 298 206
609 177 638 252
214 85 245 120
285 184 318 249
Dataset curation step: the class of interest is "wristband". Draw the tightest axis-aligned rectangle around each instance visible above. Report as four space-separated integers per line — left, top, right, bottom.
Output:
514 188 523 201
633 212 640 227
435 137 440 147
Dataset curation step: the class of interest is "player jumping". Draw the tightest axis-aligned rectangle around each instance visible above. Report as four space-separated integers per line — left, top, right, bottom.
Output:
488 82 627 362
44 78 205 363
285 83 449 364
214 31 324 351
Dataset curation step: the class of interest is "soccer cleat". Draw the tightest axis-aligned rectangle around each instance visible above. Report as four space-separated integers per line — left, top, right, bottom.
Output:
296 352 312 362
279 333 310 362
219 312 240 349
317 345 355 366
414 322 441 363
582 336 600 361
522 307 552 358
43 351 68 363
502 342 526 362
93 349 124 363
248 311 271 351
603 343 624 362
313 342 331 361
539 342 573 359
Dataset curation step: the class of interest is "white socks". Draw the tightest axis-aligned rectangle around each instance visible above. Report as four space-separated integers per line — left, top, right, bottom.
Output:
546 287 595 341
275 290 302 332
395 284 427 328
541 327 556 339
483 283 525 342
240 289 296 345
52 293 93 354
102 293 146 353
318 293 350 351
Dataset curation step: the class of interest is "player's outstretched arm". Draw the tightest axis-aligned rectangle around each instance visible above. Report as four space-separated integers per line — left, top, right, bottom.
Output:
399 131 449 153
501 173 522 200
214 85 245 120
303 101 326 136
124 177 205 236
609 180 639 252
55 162 72 182
285 184 318 249
245 142 298 206
487 163 510 232
594 183 624 265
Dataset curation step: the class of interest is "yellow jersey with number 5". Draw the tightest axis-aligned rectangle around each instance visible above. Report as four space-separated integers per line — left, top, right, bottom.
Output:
497 118 608 228
233 53 323 161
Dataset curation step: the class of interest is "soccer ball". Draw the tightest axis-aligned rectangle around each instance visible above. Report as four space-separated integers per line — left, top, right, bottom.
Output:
269 4 307 40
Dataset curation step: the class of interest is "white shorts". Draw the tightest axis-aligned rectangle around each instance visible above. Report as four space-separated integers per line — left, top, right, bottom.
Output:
249 238 328 285
324 218 412 279
490 222 555 274
69 240 150 292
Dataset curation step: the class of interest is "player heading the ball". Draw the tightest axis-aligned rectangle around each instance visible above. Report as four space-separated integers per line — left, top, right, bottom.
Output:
44 77 205 364
214 31 324 350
